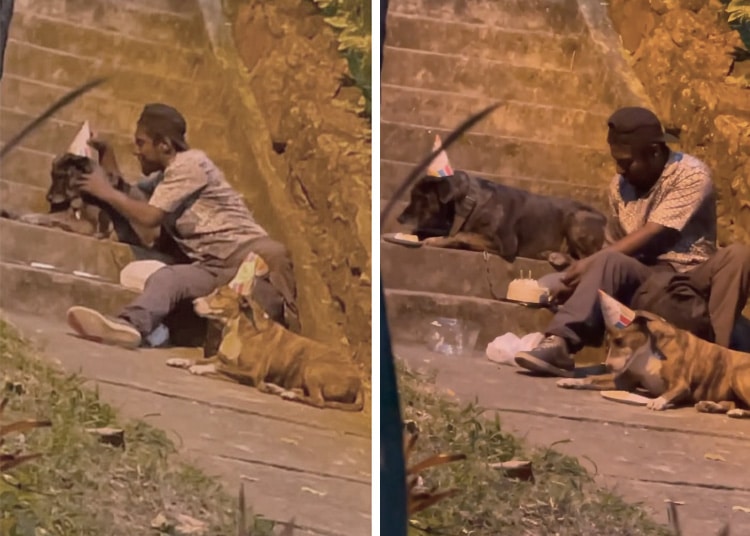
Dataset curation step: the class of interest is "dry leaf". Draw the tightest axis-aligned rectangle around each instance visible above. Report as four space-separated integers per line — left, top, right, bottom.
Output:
301 486 327 497
490 460 535 482
704 453 726 462
280 437 299 445
732 505 750 513
445 389 456 397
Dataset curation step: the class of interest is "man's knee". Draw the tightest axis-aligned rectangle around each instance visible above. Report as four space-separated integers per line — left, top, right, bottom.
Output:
144 265 217 299
588 249 631 270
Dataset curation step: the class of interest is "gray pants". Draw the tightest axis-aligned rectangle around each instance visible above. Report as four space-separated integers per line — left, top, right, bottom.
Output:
547 244 750 351
118 236 299 337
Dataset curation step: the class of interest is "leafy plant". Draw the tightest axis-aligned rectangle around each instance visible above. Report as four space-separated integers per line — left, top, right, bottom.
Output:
311 0 372 117
724 0 750 48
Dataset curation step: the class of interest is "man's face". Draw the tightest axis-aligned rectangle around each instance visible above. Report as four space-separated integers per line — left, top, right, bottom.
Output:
133 128 163 175
609 143 664 191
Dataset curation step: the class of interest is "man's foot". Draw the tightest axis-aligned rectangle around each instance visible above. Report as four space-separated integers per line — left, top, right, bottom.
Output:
515 335 575 378
66 306 142 349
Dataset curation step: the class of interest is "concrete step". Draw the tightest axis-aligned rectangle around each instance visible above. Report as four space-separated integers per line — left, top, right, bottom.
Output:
383 287 605 363
386 13 595 72
8 11 215 81
0 76 224 137
0 179 48 214
389 0 585 34
13 0 205 47
379 159 609 211
2 41 229 119
0 260 137 320
104 0 198 15
381 84 608 149
0 218 169 281
380 121 612 191
381 239 556 300
381 46 611 113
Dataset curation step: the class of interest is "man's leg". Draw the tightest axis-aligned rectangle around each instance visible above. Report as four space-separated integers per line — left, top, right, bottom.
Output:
242 236 301 333
67 264 219 348
515 251 653 377
686 244 750 347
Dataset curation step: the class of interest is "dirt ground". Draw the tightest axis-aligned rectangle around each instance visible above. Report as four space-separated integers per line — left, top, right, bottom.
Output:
608 0 750 248
228 0 372 370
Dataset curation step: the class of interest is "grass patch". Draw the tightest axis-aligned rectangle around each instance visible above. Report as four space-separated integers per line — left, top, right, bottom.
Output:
0 319 274 536
398 363 670 536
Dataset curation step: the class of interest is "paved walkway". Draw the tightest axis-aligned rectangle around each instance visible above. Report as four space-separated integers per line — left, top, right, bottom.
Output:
4 312 371 536
396 343 750 536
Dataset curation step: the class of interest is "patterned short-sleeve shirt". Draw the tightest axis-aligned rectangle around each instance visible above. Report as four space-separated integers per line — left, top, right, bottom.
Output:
144 149 268 264
606 152 717 271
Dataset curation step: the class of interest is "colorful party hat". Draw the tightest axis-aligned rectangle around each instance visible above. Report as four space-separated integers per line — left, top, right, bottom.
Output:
427 134 454 177
598 289 636 330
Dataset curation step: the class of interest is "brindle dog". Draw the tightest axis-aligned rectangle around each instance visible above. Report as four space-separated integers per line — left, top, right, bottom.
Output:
557 311 750 418
2 152 155 246
397 171 607 267
167 286 365 412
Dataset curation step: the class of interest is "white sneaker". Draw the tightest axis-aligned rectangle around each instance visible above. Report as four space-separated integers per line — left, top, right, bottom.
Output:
66 306 142 349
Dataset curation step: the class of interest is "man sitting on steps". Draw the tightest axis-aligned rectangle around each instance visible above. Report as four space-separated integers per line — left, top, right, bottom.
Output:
66 103 300 348
515 106 750 377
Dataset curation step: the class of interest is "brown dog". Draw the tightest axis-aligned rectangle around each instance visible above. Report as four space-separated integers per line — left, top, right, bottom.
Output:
557 311 750 418
166 285 365 412
396 171 607 267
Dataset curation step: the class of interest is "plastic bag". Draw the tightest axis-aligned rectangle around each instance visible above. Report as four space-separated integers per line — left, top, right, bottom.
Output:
486 332 544 366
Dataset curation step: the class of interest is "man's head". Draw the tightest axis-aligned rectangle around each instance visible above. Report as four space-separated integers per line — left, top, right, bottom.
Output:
134 103 189 175
606 107 674 192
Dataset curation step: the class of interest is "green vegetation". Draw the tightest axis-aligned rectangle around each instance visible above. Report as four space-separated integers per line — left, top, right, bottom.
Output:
398 363 670 536
311 0 372 117
0 320 273 536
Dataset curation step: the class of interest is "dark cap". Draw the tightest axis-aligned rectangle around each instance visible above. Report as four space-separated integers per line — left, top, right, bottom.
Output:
137 103 188 150
606 106 678 146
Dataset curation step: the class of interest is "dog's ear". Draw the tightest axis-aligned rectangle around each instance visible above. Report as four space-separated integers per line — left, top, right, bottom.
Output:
436 179 459 204
633 310 666 323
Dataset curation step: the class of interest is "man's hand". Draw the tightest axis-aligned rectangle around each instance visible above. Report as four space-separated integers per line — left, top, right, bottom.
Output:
560 258 592 288
76 163 115 201
87 135 120 175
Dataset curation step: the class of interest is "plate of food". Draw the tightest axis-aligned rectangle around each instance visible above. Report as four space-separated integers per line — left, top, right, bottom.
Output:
600 390 652 406
382 232 423 248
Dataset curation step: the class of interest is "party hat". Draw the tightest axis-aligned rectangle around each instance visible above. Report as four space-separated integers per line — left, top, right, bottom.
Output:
228 251 259 297
598 289 635 329
67 121 97 160
426 134 454 177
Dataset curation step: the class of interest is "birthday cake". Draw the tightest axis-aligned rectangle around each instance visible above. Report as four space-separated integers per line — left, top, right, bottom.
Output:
506 277 549 304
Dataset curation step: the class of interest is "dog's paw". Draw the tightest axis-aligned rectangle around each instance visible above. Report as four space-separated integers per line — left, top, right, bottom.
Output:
421 237 443 247
280 390 298 401
188 364 217 376
556 378 586 389
646 396 670 411
166 358 192 369
695 401 726 414
727 408 750 419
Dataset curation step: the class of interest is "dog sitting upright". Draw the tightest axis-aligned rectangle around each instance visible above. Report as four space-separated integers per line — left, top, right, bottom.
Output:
396 171 607 267
167 286 365 412
557 311 750 418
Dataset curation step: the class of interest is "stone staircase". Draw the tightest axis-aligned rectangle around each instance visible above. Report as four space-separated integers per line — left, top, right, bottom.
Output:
380 0 645 359
0 0 235 322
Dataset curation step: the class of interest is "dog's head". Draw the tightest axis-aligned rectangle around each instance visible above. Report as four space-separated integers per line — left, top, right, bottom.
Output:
605 310 672 375
396 174 467 236
47 153 94 210
193 286 244 322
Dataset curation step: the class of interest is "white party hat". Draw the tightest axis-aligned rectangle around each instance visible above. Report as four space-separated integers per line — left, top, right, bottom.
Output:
67 121 97 160
426 134 454 177
598 289 636 330
228 251 259 297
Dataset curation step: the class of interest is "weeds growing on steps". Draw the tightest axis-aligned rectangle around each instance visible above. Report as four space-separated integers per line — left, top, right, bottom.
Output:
0 319 274 536
397 362 672 536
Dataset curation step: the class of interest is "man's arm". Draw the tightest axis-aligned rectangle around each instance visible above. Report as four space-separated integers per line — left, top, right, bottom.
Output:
99 188 166 228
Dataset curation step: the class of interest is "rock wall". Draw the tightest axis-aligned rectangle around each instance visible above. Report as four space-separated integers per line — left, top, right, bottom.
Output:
609 0 750 248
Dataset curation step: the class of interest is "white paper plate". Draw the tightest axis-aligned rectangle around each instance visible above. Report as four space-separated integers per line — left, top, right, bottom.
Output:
600 390 652 406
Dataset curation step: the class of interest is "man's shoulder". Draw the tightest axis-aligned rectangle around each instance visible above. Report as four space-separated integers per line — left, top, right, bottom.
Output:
664 152 712 184
170 149 211 170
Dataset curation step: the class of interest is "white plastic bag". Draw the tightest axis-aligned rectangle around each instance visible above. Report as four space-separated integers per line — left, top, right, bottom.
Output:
486 332 544 366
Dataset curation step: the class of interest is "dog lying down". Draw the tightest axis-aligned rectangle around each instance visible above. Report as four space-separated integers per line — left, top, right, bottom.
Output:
557 311 750 418
1 153 154 246
397 171 607 268
167 286 365 412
